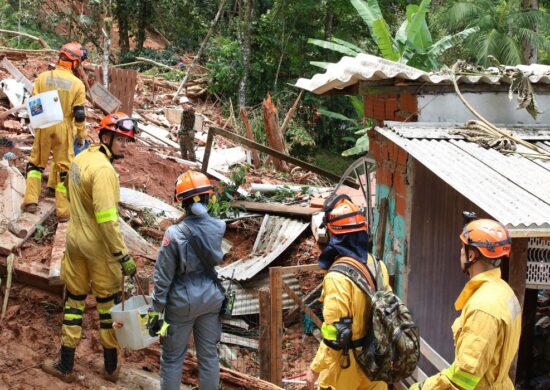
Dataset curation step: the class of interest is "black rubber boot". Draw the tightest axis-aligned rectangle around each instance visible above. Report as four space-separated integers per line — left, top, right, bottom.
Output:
42 346 76 383
102 348 120 382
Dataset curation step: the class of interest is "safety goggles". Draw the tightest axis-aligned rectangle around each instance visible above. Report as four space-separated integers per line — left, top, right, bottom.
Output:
115 118 138 133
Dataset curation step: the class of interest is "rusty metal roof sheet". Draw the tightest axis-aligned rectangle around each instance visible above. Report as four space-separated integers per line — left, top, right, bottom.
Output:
295 53 550 95
376 125 550 237
217 215 310 281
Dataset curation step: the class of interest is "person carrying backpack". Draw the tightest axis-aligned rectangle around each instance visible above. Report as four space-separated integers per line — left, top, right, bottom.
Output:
306 195 391 390
410 216 521 390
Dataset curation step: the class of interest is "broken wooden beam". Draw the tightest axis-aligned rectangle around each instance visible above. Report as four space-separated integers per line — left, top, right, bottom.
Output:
231 200 318 217
119 218 159 260
240 107 260 168
0 198 55 256
48 221 68 286
262 94 287 171
282 279 322 328
202 126 359 188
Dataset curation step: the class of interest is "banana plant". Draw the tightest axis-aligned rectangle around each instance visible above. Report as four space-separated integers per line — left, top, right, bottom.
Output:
309 0 478 71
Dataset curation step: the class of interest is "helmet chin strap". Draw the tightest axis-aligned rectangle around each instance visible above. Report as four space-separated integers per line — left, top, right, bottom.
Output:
102 134 124 160
462 245 478 275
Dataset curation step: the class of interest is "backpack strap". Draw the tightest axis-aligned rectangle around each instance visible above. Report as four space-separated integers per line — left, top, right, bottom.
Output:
329 257 376 296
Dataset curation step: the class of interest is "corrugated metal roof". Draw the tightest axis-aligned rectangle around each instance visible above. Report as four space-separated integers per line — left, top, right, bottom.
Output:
384 122 550 140
376 125 550 236
218 215 310 281
295 53 550 95
222 274 302 316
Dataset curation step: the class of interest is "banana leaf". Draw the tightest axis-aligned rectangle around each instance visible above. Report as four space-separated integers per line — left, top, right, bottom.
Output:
372 19 399 61
350 0 383 32
307 38 360 56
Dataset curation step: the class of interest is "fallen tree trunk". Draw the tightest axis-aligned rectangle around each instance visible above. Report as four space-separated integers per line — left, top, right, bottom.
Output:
262 94 288 171
0 29 50 49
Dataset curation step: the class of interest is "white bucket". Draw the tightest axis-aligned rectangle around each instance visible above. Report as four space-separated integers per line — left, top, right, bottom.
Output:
26 90 64 129
111 295 159 350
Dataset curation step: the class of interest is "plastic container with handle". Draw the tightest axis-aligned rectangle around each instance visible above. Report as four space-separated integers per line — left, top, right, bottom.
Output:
110 295 158 350
26 90 64 129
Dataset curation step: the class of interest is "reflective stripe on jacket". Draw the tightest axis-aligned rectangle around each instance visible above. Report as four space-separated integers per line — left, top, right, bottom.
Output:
420 268 521 390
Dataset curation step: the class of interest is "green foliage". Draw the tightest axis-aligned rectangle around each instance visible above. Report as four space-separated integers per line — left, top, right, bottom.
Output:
285 123 316 161
434 0 550 65
208 164 248 219
309 0 478 71
206 36 244 101
33 224 54 244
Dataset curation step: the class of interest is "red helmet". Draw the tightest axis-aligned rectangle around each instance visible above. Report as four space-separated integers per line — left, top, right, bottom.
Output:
175 170 214 203
59 42 88 63
97 112 138 140
324 194 367 235
460 219 511 258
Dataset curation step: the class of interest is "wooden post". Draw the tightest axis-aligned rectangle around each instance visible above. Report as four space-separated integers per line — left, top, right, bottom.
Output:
269 267 283 387
240 108 260 168
262 94 288 171
374 197 389 260
259 287 272 381
201 128 215 174
507 237 528 383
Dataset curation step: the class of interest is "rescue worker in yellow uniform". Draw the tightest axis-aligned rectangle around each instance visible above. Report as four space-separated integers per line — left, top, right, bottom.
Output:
410 215 521 390
22 42 87 221
42 112 138 384
306 195 390 390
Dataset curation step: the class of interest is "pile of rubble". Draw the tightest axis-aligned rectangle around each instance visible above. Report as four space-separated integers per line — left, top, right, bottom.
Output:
0 49 366 388
530 290 550 389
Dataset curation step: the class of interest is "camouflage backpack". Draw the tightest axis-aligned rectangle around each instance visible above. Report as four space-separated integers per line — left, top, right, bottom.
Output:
329 256 420 383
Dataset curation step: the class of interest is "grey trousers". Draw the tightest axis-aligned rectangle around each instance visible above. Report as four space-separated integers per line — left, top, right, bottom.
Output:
160 312 221 390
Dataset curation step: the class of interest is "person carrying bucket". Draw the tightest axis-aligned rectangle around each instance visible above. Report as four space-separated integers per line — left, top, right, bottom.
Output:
148 170 226 390
22 41 88 222
42 112 139 383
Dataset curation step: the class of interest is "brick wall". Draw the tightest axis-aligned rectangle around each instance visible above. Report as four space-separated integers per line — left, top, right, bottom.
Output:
364 93 418 122
368 129 410 296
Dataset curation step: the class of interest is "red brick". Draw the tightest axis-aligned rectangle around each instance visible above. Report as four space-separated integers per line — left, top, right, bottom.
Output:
397 148 408 166
369 140 380 159
395 194 407 216
393 170 407 196
364 96 374 118
385 97 398 120
400 93 417 113
372 97 386 120
377 165 389 186
380 140 389 160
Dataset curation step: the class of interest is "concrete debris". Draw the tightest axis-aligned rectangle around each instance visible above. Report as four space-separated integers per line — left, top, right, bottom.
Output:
0 78 27 107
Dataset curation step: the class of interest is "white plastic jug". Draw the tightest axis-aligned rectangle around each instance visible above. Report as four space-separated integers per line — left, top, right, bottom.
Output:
110 295 159 350
26 90 64 129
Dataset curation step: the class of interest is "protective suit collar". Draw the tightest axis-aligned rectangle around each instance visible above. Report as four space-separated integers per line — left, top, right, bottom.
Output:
455 267 501 310
318 231 370 269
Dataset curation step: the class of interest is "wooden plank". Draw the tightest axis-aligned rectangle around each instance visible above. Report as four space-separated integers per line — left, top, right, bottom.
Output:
137 123 180 149
48 221 68 286
259 287 271 381
106 67 137 115
202 127 359 188
240 108 260 168
230 200 318 217
119 218 159 260
0 198 55 256
282 280 322 329
0 255 63 294
0 57 33 93
374 197 389 259
279 264 322 274
269 267 283 387
508 237 528 383
89 82 121 114
420 337 450 372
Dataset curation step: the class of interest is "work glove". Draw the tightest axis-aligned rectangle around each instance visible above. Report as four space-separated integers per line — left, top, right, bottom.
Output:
119 254 137 277
147 309 170 337
409 382 423 390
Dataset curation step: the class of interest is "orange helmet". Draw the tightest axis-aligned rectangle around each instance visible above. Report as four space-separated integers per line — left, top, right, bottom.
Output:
59 42 88 63
97 112 138 140
175 170 214 203
460 219 511 258
324 195 367 235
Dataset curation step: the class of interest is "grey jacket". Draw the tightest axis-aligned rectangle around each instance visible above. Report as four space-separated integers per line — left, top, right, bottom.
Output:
152 213 226 323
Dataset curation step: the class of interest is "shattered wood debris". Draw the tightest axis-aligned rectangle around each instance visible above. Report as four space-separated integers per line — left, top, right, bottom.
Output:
0 46 329 389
